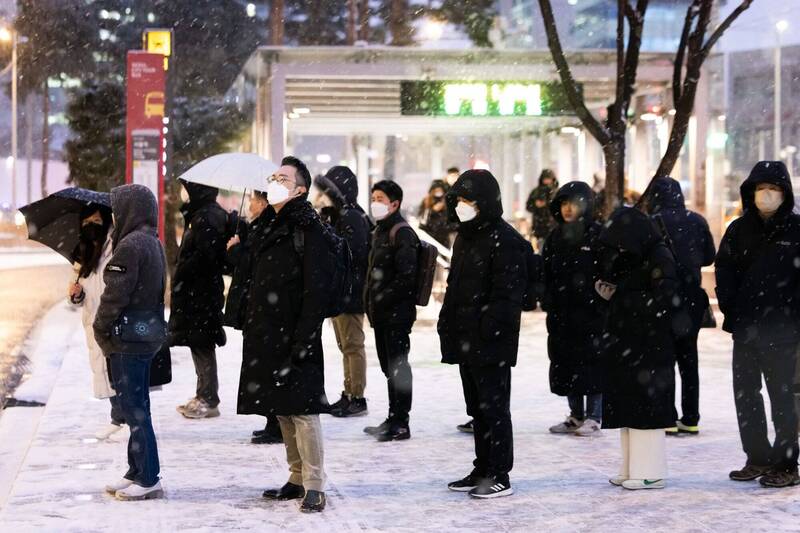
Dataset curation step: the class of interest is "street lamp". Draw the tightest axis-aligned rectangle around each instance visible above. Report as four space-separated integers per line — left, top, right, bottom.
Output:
0 25 16 208
775 20 788 160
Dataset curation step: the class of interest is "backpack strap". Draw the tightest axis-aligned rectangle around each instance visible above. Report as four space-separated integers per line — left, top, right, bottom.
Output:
389 222 413 246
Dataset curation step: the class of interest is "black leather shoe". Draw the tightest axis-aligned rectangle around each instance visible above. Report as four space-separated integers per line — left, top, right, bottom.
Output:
262 482 305 500
300 490 326 513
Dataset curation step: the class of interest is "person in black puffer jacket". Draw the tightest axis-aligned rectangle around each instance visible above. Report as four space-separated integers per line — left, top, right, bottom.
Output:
598 207 679 491
314 166 373 418
526 169 558 251
542 182 607 437
363 180 420 442
642 176 715 436
716 161 800 488
439 169 528 500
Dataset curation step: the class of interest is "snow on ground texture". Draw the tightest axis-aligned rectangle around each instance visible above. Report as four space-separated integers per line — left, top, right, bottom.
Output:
1 309 799 532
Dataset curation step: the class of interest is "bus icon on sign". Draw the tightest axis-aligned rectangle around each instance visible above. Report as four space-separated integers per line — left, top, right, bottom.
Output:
145 91 165 118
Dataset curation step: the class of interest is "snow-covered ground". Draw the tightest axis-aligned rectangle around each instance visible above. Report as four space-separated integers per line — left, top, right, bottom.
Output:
1 304 799 532
0 248 70 271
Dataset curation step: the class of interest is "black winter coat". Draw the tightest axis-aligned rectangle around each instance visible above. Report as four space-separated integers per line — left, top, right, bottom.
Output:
237 198 330 416
223 207 275 330
715 161 800 347
599 208 678 430
315 167 372 315
526 176 558 239
365 210 419 327
439 170 528 367
168 183 227 348
542 182 606 395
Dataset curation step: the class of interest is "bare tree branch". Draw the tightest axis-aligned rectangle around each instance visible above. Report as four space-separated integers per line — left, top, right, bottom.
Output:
537 0 610 144
614 0 626 109
701 0 754 58
672 2 696 106
620 0 649 115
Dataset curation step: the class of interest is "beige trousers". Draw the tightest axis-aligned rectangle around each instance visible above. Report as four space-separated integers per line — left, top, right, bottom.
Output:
277 415 326 492
619 428 668 480
331 313 367 398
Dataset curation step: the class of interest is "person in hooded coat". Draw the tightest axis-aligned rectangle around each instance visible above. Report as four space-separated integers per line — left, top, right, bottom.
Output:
68 206 120 440
314 166 372 418
363 180 420 442
170 180 228 420
93 184 167 501
542 182 606 437
224 190 282 445
598 207 678 490
418 179 452 247
716 161 800 488
643 176 716 436
247 156 330 513
439 169 528 499
526 169 559 252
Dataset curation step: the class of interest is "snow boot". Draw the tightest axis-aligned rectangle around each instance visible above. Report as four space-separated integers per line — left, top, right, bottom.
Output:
181 399 220 419
729 464 771 481
262 482 304 501
469 478 513 499
332 396 368 418
115 481 164 501
759 468 800 488
375 423 410 442
549 416 583 434
329 391 349 413
299 490 326 513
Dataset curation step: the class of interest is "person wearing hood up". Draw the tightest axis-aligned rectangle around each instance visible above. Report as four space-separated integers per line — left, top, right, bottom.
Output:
598 207 679 490
93 184 167 501
526 169 559 252
248 156 331 513
542 182 607 437
418 179 452 248
224 190 282 445
642 177 715 436
313 166 372 418
171 180 229 420
363 179 420 442
439 169 528 499
716 161 800 488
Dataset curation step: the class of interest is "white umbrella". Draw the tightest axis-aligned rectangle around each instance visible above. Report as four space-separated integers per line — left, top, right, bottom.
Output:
178 152 278 193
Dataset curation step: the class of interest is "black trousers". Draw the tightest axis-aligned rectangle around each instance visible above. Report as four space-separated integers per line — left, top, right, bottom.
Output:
732 340 799 470
190 345 220 408
673 327 700 426
459 363 513 483
374 324 412 424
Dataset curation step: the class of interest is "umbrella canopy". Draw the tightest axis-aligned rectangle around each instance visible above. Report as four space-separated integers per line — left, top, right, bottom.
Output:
19 187 112 263
178 153 278 193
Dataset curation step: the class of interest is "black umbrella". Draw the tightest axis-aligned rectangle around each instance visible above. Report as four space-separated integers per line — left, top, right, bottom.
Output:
19 187 112 263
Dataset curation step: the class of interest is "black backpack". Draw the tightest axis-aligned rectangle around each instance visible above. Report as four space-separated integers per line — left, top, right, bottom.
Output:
521 242 545 312
389 222 438 307
293 222 354 318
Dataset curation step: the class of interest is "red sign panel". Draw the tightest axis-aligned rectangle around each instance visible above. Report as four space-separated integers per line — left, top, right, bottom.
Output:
126 51 166 241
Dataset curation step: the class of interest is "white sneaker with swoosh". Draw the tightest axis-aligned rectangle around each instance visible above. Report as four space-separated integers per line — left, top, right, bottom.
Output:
622 479 665 490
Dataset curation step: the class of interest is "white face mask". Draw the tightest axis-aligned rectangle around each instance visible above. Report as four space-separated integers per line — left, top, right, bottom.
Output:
455 201 477 222
267 180 292 205
371 201 390 220
755 188 783 214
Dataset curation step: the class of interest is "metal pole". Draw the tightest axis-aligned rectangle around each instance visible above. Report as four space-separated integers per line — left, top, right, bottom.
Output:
10 33 17 207
774 32 782 160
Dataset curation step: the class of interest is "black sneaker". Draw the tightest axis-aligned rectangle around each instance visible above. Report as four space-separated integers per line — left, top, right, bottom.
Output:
262 482 305 500
364 417 393 435
376 423 410 442
469 478 513 499
759 468 800 488
329 392 349 414
729 464 771 481
457 419 474 434
252 428 267 437
300 490 326 513
447 473 482 492
332 396 368 418
251 428 283 444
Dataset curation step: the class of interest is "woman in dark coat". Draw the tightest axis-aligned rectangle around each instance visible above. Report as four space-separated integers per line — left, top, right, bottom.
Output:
418 179 452 247
542 181 606 436
525 169 558 251
598 207 678 490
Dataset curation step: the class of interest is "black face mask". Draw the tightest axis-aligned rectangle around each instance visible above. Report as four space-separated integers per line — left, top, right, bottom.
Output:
80 222 105 243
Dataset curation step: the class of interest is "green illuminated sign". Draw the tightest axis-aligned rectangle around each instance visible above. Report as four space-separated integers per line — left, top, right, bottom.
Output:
400 81 577 117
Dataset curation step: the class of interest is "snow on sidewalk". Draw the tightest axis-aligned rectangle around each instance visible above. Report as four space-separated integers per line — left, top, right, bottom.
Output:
1 308 800 532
